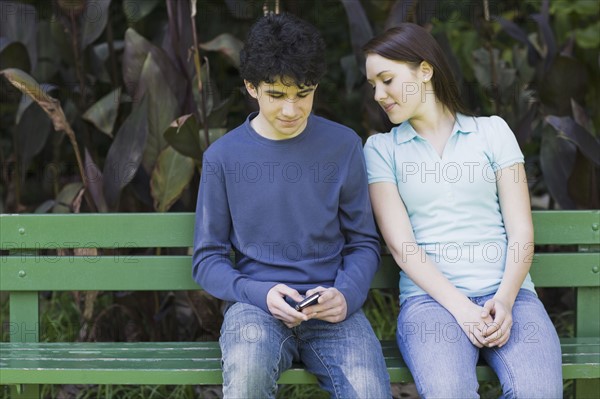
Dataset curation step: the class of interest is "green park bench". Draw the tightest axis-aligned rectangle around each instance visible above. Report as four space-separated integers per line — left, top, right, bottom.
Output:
1 210 599 398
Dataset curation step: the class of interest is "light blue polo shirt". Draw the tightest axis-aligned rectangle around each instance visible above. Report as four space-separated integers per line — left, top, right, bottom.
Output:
364 113 536 303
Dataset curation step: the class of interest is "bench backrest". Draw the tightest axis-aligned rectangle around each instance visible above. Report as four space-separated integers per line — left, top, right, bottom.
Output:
1 211 599 342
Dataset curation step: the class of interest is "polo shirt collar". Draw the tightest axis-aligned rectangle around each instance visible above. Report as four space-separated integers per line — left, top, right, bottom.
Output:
392 113 476 145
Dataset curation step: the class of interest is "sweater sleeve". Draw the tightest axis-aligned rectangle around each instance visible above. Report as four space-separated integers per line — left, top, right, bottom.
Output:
191 153 277 313
333 140 382 316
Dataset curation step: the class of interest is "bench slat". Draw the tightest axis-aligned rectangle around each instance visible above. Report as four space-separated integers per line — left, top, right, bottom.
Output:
1 211 598 249
2 253 597 291
1 339 597 385
532 211 599 245
0 213 195 249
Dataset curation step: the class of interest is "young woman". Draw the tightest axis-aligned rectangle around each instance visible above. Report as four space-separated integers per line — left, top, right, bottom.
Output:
363 23 562 398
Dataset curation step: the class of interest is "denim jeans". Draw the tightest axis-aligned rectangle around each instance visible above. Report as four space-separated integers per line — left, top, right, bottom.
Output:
219 302 392 398
397 289 563 398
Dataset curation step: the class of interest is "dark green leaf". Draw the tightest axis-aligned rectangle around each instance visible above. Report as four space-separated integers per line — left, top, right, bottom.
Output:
123 0 159 22
82 88 121 137
0 40 31 72
103 95 149 209
539 127 577 209
80 0 111 49
150 146 195 212
200 33 244 68
384 0 413 29
340 0 373 74
223 0 255 19
575 22 600 49
539 56 588 116
122 28 184 101
34 21 61 81
164 114 203 160
207 96 235 128
52 182 84 213
137 53 179 173
340 54 358 94
16 102 52 174
472 48 516 91
0 0 37 71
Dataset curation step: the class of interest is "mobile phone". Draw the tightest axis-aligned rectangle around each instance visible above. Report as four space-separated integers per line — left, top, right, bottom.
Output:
295 293 321 311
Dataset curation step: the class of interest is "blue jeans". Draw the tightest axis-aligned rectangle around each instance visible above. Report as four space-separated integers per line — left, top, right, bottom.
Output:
219 302 392 398
397 289 563 398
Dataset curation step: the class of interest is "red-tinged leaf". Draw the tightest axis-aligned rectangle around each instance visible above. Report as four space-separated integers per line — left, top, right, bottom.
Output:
570 99 594 134
84 148 108 212
150 146 195 212
546 115 600 166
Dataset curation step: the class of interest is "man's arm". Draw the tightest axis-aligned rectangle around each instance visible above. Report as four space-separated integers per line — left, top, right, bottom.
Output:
191 155 277 313
332 140 382 317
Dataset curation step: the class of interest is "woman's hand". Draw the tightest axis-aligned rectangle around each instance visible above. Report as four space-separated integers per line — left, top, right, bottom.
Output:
452 303 495 348
481 298 514 348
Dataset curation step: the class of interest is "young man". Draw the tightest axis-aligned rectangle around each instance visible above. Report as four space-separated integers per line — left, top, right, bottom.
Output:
192 13 391 398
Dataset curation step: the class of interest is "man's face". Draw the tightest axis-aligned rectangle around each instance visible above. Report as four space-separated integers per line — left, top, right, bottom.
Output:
245 78 317 140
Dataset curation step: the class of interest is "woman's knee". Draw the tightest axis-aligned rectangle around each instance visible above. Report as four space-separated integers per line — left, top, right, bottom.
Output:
417 377 479 399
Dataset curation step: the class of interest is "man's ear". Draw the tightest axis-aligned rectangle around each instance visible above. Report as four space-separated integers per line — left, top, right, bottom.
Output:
244 80 258 99
420 61 433 83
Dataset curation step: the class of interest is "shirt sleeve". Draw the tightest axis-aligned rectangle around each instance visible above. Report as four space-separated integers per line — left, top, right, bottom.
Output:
487 116 524 171
334 139 382 316
191 152 277 313
363 134 397 184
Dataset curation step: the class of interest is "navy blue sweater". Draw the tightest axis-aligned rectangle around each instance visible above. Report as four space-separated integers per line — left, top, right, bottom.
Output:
192 113 380 316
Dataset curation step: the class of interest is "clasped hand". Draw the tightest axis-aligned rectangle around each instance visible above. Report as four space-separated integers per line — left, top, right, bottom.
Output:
455 299 513 348
266 284 348 328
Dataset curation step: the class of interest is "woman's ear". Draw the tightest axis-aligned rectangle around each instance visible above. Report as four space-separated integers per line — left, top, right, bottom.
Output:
244 80 258 99
420 61 434 83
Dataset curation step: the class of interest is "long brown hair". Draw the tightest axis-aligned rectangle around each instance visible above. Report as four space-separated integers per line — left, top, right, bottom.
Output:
363 23 472 116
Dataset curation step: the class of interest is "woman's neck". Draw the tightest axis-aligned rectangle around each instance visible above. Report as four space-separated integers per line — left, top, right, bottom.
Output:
409 102 456 139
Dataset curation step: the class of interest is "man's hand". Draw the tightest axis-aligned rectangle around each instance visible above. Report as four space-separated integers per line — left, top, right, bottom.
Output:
266 284 308 328
301 287 347 323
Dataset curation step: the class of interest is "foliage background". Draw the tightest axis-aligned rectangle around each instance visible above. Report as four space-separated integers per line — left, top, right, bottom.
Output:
0 0 598 398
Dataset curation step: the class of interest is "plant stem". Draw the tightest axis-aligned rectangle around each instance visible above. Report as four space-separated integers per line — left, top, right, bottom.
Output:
189 0 210 149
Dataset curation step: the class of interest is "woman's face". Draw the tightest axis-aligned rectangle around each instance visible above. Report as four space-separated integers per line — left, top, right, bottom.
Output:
365 54 430 124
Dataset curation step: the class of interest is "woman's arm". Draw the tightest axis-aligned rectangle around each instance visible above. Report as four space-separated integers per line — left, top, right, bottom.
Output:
369 182 493 347
482 162 534 347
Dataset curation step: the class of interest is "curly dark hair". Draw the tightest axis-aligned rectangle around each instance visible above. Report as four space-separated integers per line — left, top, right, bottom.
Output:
240 13 326 88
